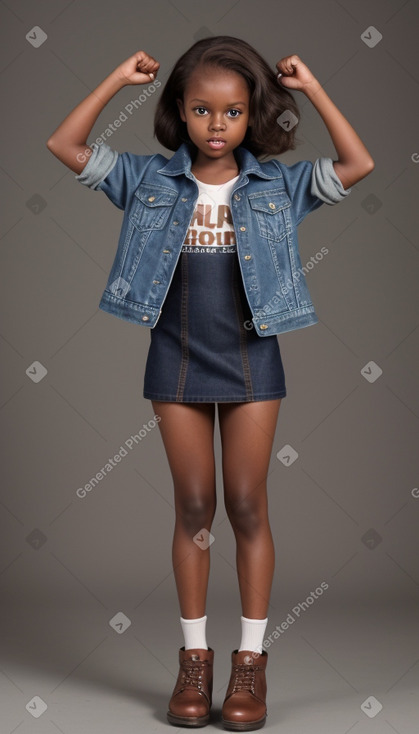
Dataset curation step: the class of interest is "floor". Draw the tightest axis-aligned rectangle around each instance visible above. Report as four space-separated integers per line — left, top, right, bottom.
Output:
1 599 418 733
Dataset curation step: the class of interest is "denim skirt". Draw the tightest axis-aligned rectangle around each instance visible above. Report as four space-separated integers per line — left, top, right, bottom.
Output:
143 249 286 403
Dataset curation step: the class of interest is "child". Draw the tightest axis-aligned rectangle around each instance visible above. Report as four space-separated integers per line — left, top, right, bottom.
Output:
47 36 374 731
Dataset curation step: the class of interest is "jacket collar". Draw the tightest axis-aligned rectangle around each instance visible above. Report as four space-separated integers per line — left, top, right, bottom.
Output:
156 142 282 181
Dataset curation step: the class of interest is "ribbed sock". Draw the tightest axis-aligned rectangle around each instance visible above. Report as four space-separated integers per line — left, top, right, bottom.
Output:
180 615 208 650
238 616 268 654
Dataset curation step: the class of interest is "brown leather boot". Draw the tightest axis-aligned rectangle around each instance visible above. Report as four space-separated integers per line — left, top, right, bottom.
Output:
167 646 214 727
221 649 268 731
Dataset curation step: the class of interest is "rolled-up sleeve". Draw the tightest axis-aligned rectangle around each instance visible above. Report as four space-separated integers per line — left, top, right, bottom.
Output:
311 157 351 204
75 142 118 190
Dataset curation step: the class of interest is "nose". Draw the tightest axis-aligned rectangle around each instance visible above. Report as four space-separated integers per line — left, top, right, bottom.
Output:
209 113 226 131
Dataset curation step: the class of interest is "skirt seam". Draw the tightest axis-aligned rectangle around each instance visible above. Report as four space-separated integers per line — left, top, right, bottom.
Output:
231 257 254 401
143 390 287 402
175 254 189 401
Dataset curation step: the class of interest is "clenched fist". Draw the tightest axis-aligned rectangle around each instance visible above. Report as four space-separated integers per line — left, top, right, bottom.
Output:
114 50 160 86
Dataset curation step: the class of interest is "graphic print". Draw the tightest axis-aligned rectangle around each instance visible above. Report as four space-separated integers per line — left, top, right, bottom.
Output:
182 194 237 254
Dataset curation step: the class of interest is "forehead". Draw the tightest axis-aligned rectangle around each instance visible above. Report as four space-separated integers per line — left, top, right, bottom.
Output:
184 65 249 100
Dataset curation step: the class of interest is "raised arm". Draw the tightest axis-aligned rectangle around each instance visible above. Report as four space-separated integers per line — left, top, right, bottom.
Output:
277 54 375 190
46 51 160 174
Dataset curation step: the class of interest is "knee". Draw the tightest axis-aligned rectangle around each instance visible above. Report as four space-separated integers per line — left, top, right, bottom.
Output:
176 492 216 534
225 494 266 538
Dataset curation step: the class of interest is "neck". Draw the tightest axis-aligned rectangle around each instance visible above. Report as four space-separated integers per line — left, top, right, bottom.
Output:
191 150 239 184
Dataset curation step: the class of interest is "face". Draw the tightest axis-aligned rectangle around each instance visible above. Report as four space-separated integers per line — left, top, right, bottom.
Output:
177 65 251 164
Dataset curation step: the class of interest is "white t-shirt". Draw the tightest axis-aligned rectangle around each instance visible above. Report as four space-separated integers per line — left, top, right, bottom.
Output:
182 175 240 254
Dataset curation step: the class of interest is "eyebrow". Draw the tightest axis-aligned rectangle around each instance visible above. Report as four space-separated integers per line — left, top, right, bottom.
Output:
189 99 247 106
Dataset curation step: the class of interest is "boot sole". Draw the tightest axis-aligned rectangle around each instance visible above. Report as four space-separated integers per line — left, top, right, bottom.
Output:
167 710 210 727
222 714 266 731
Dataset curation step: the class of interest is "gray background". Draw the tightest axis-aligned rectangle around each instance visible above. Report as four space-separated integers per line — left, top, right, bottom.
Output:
1 0 418 732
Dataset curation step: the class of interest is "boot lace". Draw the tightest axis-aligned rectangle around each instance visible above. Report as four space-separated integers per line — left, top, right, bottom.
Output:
180 655 208 691
231 663 258 694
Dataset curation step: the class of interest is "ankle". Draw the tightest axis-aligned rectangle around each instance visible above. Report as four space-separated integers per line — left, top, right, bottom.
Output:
180 614 208 650
238 615 268 654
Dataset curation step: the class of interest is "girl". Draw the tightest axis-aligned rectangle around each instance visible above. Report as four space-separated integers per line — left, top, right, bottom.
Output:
47 36 374 731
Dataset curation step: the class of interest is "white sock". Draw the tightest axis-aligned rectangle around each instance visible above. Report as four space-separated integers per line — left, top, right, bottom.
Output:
238 616 268 654
180 615 208 650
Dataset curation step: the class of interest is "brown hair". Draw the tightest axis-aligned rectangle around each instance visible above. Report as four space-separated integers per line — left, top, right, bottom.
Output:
154 36 301 159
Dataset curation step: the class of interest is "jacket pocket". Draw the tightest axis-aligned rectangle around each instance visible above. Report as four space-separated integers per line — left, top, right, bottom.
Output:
248 190 291 241
129 184 178 231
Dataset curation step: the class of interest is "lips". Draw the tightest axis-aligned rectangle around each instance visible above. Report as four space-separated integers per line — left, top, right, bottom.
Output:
207 138 226 149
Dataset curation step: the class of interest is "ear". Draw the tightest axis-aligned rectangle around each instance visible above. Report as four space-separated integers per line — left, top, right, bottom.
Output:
176 98 186 122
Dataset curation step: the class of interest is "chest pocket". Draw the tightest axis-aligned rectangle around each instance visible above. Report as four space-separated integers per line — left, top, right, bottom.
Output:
248 190 291 241
129 185 178 231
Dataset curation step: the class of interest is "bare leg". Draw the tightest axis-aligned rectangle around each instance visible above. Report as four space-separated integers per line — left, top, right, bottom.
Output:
152 400 217 619
217 399 282 619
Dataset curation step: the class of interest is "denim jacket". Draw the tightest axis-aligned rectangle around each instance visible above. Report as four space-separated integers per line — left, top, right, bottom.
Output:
76 140 351 336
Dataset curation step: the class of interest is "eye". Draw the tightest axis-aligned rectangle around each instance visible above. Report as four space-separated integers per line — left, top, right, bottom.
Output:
227 109 242 118
194 107 208 116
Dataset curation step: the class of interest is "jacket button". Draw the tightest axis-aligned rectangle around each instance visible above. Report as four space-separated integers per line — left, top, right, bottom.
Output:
163 249 170 253
240 226 246 232
260 324 268 330
234 194 241 201
268 202 276 210
142 315 150 321
173 221 179 225
153 280 160 284
244 254 251 260
181 197 188 202
148 196 156 202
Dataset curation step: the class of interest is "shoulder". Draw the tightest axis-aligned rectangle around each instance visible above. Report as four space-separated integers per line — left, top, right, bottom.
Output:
114 148 171 174
256 156 285 180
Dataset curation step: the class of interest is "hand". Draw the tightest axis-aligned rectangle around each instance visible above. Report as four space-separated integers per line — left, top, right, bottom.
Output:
276 54 320 94
114 50 160 86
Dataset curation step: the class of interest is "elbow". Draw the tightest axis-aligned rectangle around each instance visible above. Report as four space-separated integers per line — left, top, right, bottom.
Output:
364 156 375 174
351 156 375 186
46 137 65 163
